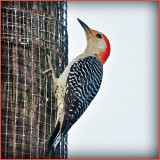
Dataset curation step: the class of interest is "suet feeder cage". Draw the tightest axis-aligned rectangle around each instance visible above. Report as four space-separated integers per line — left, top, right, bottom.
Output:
1 1 68 159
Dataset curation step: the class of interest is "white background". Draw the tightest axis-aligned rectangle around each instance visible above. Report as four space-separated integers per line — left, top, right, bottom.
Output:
67 1 159 159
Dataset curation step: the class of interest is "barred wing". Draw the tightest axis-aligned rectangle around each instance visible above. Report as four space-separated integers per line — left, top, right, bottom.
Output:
62 56 103 134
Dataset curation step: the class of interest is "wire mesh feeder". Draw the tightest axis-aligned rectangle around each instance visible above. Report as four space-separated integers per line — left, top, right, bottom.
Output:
1 1 68 159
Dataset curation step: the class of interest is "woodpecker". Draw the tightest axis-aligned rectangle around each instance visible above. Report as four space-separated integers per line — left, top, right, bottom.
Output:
43 18 111 156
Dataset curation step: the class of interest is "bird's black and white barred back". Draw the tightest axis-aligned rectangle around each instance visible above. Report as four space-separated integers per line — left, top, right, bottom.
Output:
61 56 103 134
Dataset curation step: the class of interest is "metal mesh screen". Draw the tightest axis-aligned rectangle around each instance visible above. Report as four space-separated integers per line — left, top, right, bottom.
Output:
1 1 68 159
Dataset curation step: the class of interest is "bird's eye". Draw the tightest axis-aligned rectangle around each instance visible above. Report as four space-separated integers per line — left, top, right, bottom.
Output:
96 34 102 39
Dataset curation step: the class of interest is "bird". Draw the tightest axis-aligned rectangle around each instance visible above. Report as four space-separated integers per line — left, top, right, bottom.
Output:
43 18 111 156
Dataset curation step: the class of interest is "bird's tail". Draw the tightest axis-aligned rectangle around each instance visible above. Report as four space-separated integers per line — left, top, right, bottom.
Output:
47 121 62 157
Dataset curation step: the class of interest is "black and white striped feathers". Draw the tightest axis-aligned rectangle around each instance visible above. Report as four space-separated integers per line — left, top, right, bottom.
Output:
61 56 103 134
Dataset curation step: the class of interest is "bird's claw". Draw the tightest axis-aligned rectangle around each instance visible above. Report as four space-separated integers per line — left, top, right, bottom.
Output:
42 68 53 74
42 55 53 74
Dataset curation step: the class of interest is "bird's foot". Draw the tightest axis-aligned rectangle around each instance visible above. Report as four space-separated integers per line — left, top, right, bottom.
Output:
43 55 54 74
42 68 53 74
43 54 57 84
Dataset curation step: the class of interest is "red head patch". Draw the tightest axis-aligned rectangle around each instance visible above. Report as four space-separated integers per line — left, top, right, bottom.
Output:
98 33 111 65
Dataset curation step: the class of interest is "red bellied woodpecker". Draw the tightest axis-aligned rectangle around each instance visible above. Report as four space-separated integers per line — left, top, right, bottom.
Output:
43 18 111 156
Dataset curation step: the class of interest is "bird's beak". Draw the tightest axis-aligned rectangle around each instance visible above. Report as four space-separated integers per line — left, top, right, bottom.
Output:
77 18 92 35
